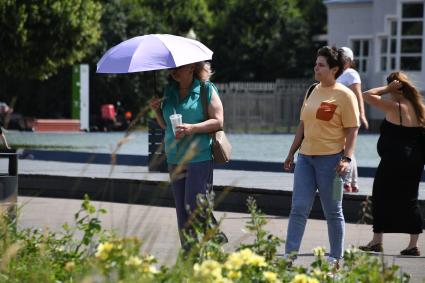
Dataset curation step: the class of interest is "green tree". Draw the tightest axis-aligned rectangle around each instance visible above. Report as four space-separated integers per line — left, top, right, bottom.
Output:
0 0 102 80
206 0 311 81
143 0 212 35
295 0 328 77
0 0 212 120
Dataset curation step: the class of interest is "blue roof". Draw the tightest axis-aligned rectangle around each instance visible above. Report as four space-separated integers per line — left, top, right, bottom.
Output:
323 0 372 4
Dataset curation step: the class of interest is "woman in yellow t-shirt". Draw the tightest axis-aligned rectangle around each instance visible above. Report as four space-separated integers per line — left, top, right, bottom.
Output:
283 46 360 266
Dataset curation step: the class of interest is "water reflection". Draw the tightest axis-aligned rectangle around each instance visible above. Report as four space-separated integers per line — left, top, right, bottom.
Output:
6 131 380 167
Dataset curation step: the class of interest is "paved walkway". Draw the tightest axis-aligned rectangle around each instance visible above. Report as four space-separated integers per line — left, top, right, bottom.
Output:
18 196 425 282
1 159 423 281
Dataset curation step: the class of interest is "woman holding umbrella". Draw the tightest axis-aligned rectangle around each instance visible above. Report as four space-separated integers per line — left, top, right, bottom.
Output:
97 34 225 250
149 61 226 249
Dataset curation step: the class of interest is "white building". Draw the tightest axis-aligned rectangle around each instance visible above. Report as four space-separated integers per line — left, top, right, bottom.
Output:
325 0 425 122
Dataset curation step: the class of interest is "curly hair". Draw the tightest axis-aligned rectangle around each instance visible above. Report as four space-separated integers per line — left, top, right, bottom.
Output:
317 46 345 78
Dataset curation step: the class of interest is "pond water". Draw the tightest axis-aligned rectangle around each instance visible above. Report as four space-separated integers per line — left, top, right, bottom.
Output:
6 131 380 167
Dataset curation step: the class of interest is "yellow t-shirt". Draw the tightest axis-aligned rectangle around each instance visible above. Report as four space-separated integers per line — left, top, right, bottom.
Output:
300 83 360 155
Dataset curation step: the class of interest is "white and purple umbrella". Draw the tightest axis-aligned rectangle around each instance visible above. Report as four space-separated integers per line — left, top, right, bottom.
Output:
96 34 213 74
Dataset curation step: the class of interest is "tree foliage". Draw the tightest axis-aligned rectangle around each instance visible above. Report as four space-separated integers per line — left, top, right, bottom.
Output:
0 0 328 119
0 0 102 80
206 0 311 81
89 0 212 120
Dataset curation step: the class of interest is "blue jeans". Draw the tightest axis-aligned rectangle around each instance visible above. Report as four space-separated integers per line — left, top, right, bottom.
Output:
285 152 345 259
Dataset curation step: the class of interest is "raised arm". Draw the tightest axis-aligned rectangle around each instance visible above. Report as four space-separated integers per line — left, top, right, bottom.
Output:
362 80 402 112
349 83 369 129
149 97 166 129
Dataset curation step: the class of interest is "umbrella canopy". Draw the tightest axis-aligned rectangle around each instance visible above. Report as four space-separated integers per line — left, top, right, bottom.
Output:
96 34 213 74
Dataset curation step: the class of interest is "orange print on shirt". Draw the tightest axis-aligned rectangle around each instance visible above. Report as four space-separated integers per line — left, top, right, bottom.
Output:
316 102 337 121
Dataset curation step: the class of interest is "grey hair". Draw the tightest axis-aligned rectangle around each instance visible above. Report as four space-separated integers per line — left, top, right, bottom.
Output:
194 61 213 81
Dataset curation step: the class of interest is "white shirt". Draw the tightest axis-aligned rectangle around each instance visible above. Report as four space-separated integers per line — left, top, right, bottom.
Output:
336 68 361 87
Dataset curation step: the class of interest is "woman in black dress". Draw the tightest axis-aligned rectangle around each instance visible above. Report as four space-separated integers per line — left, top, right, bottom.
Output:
360 72 425 256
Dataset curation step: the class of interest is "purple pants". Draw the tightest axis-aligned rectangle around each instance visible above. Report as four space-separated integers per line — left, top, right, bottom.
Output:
168 160 214 241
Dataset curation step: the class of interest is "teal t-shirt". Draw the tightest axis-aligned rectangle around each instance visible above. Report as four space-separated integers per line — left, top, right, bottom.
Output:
162 79 217 165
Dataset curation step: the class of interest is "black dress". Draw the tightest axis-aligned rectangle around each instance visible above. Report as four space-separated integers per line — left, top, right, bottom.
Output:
372 114 425 234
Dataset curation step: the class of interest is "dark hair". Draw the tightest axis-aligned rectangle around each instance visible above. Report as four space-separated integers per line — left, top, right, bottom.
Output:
317 46 344 78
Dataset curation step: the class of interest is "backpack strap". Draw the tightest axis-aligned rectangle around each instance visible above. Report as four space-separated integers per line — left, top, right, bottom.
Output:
305 82 318 100
200 81 209 121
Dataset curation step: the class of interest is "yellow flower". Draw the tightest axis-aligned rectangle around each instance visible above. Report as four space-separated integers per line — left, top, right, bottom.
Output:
194 260 222 279
95 242 114 260
291 274 309 283
291 274 319 283
312 247 326 257
64 261 75 272
263 271 281 283
149 265 159 274
312 268 322 277
227 270 241 279
98 242 114 253
247 254 267 267
225 252 244 270
125 256 142 266
239 248 254 261
225 248 267 269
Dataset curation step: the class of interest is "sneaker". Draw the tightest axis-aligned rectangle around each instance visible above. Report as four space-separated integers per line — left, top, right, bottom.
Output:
343 183 351 193
351 185 359 193
358 243 383 252
216 231 228 244
400 247 420 256
326 256 340 270
282 254 296 267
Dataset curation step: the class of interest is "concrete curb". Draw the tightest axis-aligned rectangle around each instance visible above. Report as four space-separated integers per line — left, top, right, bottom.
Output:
20 173 423 225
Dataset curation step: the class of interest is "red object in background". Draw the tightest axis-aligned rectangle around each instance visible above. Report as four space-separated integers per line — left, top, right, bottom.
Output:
101 104 116 120
34 119 80 132
125 111 132 120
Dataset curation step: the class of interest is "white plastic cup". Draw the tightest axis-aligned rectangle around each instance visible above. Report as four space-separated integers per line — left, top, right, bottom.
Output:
169 114 182 135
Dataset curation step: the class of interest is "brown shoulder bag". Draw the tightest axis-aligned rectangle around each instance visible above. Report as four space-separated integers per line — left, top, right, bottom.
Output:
200 82 232 163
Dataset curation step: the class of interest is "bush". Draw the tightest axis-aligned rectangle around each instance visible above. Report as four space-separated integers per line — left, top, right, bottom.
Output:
0 195 410 282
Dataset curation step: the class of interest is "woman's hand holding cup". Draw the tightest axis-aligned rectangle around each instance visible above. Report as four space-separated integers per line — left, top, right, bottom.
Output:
175 123 194 139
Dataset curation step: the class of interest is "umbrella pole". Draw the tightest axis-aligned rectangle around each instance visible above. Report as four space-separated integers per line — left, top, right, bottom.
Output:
153 71 157 97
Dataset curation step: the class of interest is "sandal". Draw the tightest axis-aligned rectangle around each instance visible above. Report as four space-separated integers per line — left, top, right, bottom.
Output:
400 247 420 256
358 243 383 252
343 183 351 193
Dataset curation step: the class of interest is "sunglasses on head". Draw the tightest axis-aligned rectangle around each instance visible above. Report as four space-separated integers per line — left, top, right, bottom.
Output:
386 76 394 84
386 76 404 90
